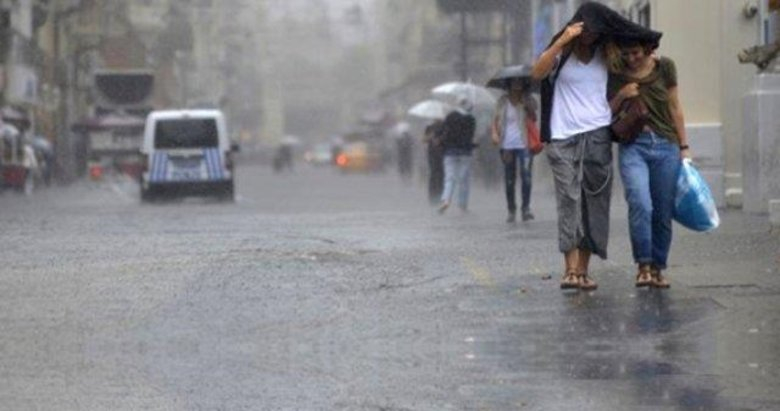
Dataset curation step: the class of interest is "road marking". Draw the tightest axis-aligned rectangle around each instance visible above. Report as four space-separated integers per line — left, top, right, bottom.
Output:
461 257 496 288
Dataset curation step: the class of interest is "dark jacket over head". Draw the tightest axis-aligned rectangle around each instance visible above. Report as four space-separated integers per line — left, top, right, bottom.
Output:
441 110 476 155
539 1 663 142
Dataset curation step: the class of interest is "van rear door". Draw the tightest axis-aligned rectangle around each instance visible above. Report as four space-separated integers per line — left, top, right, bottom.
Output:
149 118 227 183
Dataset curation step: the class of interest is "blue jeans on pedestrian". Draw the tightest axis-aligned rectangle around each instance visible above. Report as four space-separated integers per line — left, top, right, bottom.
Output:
501 148 533 214
619 131 681 269
441 154 472 209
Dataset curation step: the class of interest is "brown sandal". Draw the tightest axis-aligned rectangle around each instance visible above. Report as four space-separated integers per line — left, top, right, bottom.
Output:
578 272 598 291
635 264 653 288
650 267 670 289
560 271 579 289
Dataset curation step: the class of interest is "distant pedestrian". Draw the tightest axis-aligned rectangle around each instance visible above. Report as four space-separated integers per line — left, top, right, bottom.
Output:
423 119 445 204
608 37 689 289
491 77 538 223
532 2 661 291
438 98 476 214
396 129 414 180
273 143 294 173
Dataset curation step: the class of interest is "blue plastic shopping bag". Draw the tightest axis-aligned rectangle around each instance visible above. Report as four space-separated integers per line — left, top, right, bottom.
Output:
673 159 719 232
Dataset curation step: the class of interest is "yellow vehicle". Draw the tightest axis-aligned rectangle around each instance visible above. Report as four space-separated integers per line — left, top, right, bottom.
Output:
333 128 389 173
335 141 385 173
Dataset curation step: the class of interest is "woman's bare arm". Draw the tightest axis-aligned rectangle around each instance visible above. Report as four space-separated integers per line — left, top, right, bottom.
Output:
531 22 583 80
668 86 690 158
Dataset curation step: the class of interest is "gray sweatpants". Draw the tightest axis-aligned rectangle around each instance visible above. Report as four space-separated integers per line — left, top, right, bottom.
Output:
546 127 613 259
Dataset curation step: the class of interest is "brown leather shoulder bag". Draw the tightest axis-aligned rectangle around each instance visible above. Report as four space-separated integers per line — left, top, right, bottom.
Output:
611 97 649 143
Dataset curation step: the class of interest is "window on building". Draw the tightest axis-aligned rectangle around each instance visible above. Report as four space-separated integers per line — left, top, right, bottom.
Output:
0 10 9 30
629 0 651 28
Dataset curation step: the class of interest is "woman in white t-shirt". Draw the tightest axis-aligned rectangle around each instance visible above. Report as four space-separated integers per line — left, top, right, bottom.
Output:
531 4 615 291
491 77 538 223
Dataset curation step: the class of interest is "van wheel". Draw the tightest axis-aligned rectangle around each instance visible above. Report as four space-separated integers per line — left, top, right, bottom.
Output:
141 186 155 202
218 180 235 202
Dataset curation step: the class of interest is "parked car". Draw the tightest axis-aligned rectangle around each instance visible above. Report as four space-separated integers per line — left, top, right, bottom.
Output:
139 109 235 201
335 141 385 173
304 143 333 167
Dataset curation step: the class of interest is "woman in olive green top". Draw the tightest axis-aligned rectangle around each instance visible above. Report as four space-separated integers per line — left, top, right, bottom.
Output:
608 38 690 289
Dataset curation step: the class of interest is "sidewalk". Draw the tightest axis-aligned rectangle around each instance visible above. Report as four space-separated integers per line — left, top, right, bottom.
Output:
462 171 780 408
667 209 780 405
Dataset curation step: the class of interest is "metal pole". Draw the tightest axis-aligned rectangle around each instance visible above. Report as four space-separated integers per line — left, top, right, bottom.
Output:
772 1 780 73
460 11 468 81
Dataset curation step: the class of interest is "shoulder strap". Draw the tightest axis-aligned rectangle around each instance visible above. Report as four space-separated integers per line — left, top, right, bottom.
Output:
550 49 572 84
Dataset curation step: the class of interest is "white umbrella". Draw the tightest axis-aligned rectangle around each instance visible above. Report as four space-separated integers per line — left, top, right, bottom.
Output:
280 135 302 146
432 81 498 111
389 121 412 138
406 99 454 120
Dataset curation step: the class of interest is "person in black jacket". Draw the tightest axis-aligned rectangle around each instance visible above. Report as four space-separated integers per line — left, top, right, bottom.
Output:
438 98 476 214
423 119 445 204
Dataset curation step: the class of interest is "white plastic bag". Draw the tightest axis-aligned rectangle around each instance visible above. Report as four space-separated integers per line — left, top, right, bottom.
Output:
673 159 719 232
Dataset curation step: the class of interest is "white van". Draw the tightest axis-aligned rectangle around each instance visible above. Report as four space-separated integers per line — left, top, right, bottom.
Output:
140 110 235 201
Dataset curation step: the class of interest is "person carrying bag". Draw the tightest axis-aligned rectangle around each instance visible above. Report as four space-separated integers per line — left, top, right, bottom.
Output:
491 77 540 223
608 34 692 289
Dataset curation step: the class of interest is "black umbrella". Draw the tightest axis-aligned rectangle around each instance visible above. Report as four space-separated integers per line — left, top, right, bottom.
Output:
485 64 538 91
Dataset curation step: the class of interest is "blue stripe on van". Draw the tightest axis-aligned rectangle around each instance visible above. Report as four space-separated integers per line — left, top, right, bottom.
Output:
204 148 214 180
160 152 169 182
150 152 160 182
204 148 223 180
213 149 223 180
209 148 219 180
151 152 168 182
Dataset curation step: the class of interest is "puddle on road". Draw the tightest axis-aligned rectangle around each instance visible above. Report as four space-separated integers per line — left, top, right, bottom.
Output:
222 247 381 263
455 273 734 410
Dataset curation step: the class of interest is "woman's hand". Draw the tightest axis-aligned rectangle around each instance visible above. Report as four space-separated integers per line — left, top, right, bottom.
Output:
555 22 584 47
680 147 691 160
531 22 583 80
619 83 640 99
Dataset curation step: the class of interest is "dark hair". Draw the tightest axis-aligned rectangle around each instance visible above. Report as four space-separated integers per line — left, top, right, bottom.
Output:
615 36 658 52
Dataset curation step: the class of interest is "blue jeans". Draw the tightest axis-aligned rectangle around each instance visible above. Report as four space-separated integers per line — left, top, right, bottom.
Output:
501 148 533 213
619 132 681 269
441 154 472 209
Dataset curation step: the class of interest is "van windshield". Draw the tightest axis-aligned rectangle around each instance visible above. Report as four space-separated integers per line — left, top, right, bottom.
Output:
154 118 218 149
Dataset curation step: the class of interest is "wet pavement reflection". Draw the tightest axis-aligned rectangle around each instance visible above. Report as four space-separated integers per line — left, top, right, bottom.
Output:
460 270 732 410
0 166 777 410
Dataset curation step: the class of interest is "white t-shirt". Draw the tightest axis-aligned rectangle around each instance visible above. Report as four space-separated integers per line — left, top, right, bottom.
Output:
550 51 612 140
502 103 526 149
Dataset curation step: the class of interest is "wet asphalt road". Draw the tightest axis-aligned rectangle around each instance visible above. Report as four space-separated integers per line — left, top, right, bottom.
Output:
0 160 778 410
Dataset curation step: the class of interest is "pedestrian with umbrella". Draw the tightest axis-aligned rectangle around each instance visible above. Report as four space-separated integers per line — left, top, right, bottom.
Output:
437 97 477 214
407 99 452 204
487 64 540 223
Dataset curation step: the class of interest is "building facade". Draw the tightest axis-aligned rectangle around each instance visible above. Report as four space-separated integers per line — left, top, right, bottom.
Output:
605 0 774 209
